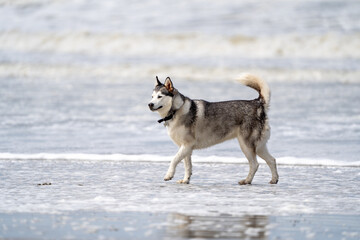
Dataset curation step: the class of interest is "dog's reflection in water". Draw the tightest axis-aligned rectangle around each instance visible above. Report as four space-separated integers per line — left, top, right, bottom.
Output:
166 213 268 239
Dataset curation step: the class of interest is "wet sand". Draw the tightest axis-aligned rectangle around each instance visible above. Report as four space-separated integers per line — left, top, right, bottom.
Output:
1 211 359 240
0 160 359 239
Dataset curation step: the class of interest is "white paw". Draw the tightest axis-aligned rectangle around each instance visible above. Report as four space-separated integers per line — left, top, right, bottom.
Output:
238 179 252 185
164 172 174 181
269 178 279 184
177 179 190 184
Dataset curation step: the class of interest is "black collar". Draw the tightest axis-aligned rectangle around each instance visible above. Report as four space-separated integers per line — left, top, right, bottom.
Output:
158 110 176 124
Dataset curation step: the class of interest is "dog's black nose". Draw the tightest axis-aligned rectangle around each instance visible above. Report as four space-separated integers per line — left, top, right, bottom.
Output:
148 103 154 108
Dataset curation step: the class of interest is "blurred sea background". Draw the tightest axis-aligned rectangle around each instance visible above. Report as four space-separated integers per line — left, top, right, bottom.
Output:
0 0 360 164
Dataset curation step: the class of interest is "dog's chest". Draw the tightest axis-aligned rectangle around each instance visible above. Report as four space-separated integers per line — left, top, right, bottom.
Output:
166 123 191 146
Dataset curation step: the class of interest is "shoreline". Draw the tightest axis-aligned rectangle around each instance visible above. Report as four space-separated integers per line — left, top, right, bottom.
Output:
1 153 359 168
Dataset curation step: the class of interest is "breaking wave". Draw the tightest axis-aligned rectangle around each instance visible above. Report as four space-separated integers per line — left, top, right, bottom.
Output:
1 32 359 59
1 31 359 83
1 153 359 167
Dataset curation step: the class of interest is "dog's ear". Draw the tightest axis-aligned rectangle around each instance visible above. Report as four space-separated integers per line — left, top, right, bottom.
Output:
155 76 162 86
164 77 174 93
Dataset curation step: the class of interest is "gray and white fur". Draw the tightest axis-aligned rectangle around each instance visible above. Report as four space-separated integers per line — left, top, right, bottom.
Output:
148 74 279 185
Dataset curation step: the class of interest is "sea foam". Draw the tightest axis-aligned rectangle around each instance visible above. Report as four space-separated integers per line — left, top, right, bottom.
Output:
0 153 359 167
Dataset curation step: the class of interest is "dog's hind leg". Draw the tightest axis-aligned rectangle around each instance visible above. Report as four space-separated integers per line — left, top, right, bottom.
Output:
177 156 192 184
237 137 259 185
256 144 279 184
164 145 193 181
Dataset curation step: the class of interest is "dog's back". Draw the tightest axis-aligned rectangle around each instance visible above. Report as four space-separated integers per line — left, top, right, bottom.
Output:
169 73 271 150
192 98 268 150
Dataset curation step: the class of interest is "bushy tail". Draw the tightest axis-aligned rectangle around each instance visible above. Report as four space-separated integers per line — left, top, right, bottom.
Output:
237 73 271 111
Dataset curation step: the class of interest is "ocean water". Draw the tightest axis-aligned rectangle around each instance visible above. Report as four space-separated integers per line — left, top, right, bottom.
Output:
1 1 359 160
0 0 360 238
1 79 360 166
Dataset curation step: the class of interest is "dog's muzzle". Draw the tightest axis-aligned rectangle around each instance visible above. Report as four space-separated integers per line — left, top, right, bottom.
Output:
148 103 162 111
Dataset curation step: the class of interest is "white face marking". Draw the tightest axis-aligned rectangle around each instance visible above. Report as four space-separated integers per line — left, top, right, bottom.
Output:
149 90 172 114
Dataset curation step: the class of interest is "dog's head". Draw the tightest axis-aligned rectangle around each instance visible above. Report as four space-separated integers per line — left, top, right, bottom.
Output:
148 76 175 114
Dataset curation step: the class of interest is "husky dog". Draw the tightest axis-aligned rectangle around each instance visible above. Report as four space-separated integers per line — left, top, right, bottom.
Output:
148 74 279 185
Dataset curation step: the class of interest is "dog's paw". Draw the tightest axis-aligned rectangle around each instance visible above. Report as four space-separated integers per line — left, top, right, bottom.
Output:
177 179 190 184
238 179 251 185
164 176 173 181
269 179 279 184
164 172 174 181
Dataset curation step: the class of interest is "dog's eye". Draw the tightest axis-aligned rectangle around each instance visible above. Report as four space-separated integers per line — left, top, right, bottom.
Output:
158 96 162 99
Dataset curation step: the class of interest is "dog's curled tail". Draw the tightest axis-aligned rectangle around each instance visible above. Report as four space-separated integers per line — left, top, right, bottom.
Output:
237 73 271 110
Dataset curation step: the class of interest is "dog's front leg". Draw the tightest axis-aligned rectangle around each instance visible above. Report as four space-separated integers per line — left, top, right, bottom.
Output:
164 145 193 181
177 156 192 184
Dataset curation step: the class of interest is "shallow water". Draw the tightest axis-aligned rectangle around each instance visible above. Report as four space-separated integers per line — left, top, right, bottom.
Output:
1 212 359 240
1 79 359 166
1 160 360 239
1 160 359 215
0 0 360 165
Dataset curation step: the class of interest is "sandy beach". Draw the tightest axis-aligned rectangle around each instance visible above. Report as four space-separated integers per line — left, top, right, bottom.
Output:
1 160 359 239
